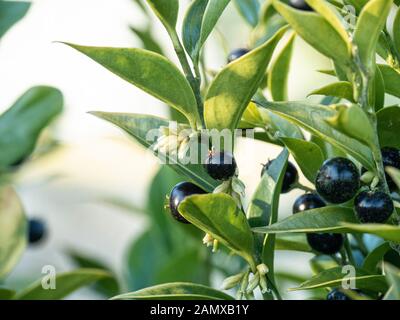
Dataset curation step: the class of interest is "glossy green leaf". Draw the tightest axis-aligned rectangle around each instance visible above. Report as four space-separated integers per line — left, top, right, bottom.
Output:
0 185 26 280
130 26 164 55
353 0 393 75
291 267 388 293
363 242 392 273
66 44 200 127
15 269 112 300
394 9 400 58
378 64 400 99
90 112 217 192
268 32 295 101
280 137 324 183
144 0 178 32
0 86 63 169
326 104 375 148
308 81 355 102
384 264 400 300
0 0 30 39
111 282 234 300
386 167 400 190
234 0 260 27
253 206 357 234
204 26 287 131
272 0 351 69
377 106 400 149
254 99 375 170
68 252 120 297
372 65 385 111
183 0 230 63
179 193 256 269
0 288 15 300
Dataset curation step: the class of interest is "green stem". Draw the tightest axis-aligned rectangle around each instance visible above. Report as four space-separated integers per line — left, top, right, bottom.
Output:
344 234 356 266
168 30 204 128
293 182 314 193
353 234 369 257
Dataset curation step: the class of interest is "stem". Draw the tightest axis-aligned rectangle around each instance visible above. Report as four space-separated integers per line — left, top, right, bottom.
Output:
168 30 204 128
293 182 314 193
353 234 369 257
344 234 356 266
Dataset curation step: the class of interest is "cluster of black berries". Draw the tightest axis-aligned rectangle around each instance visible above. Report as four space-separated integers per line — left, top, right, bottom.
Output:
169 151 237 223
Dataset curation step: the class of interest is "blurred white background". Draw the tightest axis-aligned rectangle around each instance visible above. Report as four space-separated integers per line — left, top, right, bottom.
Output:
0 0 343 299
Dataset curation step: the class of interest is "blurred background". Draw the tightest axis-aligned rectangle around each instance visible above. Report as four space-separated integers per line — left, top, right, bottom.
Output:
0 0 368 299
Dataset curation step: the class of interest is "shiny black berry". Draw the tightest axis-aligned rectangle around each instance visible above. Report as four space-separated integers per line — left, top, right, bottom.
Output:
28 218 46 244
306 233 344 255
293 193 325 214
289 0 313 11
381 147 400 191
354 190 394 223
204 151 237 181
262 160 298 193
227 48 249 63
327 288 351 300
316 157 360 204
169 182 206 224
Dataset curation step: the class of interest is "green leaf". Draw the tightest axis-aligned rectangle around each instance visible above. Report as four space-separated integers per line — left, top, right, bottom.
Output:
204 26 287 131
90 112 217 192
68 252 120 297
377 106 400 149
326 104 375 148
378 64 400 99
111 282 234 300
363 242 392 273
130 26 164 55
0 288 15 300
394 9 400 58
386 167 400 190
372 65 385 111
182 0 230 63
234 0 260 27
306 0 350 46
272 0 351 69
341 223 400 243
268 32 295 101
254 99 375 171
15 269 113 300
384 264 400 300
353 0 393 75
0 0 30 39
247 149 288 299
253 206 357 234
0 185 26 280
275 234 312 252
291 267 388 293
0 86 63 169
280 137 324 183
179 193 256 269
308 81 355 102
144 0 179 32
65 44 200 128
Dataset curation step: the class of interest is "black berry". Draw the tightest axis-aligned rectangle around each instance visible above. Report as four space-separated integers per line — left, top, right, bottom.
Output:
316 157 360 204
227 48 249 63
28 218 46 244
327 288 352 300
204 151 237 181
293 193 325 214
381 147 400 191
169 182 206 224
262 160 298 193
306 233 344 255
354 190 394 223
289 0 313 11
292 193 343 255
